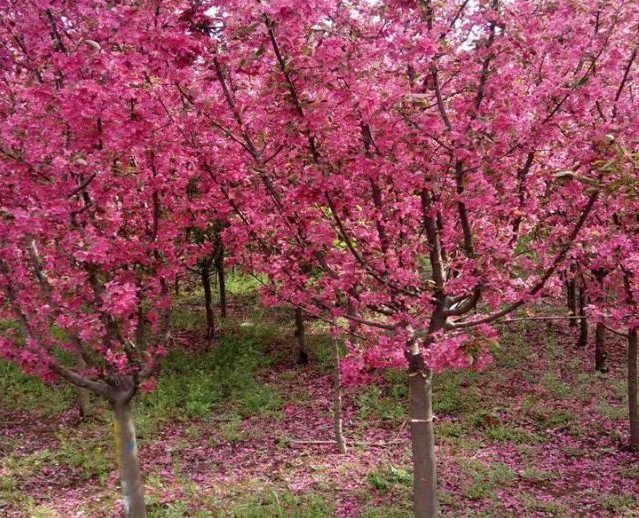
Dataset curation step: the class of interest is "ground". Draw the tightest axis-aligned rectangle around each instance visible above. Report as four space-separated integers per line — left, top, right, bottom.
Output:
1 277 638 517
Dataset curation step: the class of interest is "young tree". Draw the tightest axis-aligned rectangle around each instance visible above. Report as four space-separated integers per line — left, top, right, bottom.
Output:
178 1 638 515
189 224 226 340
580 165 639 450
0 2 203 515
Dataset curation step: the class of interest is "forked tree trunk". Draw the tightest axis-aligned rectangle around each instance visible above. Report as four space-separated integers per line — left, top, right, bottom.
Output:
295 307 308 364
408 328 439 518
577 286 588 348
215 245 227 318
628 329 639 450
595 322 608 373
112 398 146 518
201 260 216 340
332 335 347 454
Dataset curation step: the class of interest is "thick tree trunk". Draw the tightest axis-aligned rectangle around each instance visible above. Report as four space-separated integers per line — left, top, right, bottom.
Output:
294 307 308 364
332 336 347 454
201 260 216 340
407 328 439 518
215 245 227 318
629 329 639 450
577 286 588 348
112 399 145 518
595 322 608 373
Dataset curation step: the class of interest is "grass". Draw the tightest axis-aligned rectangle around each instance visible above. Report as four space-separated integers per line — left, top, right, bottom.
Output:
1 283 637 517
0 361 73 414
458 460 517 501
521 493 570 516
138 323 283 421
542 371 572 399
519 467 560 482
360 504 411 517
601 493 639 513
368 464 412 493
56 432 112 483
433 370 482 416
231 490 334 518
484 424 536 444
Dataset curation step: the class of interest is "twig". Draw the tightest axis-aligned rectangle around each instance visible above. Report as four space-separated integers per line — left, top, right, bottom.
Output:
496 314 631 324
290 439 406 447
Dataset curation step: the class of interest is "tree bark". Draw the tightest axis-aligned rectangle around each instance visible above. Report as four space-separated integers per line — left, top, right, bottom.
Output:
346 297 359 345
408 320 440 518
577 285 588 348
332 335 347 454
294 307 308 364
112 398 145 518
592 270 608 372
201 259 216 340
595 322 608 373
628 329 639 450
567 276 577 327
215 244 227 318
75 353 90 420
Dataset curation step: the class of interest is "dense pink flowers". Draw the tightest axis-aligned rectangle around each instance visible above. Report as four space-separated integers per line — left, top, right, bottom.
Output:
0 0 638 395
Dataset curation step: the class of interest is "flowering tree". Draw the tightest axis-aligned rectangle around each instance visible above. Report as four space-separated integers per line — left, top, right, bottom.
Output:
1 1 637 516
0 1 204 515
175 0 639 515
574 143 639 451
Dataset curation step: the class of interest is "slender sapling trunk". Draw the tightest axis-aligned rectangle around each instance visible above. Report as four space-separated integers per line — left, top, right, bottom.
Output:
215 244 227 318
593 270 609 372
295 307 308 364
595 322 608 373
628 329 639 450
577 285 588 348
407 318 441 518
567 276 577 327
112 397 146 518
75 352 90 420
201 259 216 340
332 335 347 454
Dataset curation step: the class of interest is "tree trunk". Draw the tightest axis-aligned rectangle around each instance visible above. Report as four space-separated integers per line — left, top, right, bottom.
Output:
75 353 90 420
591 269 609 372
332 335 347 454
294 307 308 364
577 286 588 348
201 260 216 340
76 386 90 420
346 297 358 346
407 333 439 518
215 244 227 318
595 322 608 373
628 329 639 450
112 399 145 518
567 277 577 327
